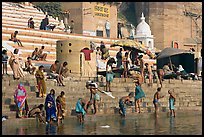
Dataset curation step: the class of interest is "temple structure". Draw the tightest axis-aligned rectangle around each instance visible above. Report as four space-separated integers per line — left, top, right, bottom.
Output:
135 13 154 53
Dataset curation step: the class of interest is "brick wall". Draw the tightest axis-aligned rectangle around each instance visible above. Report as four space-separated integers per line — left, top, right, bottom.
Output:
61 2 118 38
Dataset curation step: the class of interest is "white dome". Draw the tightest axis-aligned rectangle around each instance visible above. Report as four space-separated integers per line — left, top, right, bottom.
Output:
136 13 151 36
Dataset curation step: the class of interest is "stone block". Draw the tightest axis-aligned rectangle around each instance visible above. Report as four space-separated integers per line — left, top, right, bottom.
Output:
4 98 11 105
162 107 167 112
30 86 36 92
147 107 152 113
9 104 17 111
142 102 147 108
70 109 77 116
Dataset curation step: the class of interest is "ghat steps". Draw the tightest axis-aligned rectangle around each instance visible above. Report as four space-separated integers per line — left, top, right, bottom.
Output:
2 74 202 119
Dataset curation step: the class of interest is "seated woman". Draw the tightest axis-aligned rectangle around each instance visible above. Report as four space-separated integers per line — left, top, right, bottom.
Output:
162 64 178 79
177 65 188 75
176 65 190 79
163 64 174 75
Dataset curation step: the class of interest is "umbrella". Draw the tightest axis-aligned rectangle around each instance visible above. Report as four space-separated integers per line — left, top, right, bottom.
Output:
156 48 191 59
111 40 155 58
111 40 145 51
156 47 192 70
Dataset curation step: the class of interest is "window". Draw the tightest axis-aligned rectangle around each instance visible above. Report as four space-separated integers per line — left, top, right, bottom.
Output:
96 30 103 37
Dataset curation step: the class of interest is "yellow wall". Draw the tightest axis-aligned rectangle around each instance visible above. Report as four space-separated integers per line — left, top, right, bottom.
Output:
56 39 97 77
61 2 118 38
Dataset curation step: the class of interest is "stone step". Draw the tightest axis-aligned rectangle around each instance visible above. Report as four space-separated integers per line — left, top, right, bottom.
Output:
2 110 17 119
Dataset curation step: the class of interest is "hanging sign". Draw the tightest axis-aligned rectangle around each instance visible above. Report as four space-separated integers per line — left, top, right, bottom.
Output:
94 5 110 18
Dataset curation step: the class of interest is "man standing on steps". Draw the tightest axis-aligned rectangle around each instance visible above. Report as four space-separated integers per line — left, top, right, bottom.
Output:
138 55 144 84
44 15 49 30
105 20 110 38
70 20 74 33
117 22 123 39
153 87 164 118
62 10 70 32
106 58 116 92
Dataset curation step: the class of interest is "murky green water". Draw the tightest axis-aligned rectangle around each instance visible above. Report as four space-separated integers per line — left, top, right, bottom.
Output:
2 111 202 135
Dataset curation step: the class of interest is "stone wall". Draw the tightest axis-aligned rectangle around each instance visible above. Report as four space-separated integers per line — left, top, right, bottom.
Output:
134 2 202 57
60 2 83 34
56 39 97 77
61 2 118 38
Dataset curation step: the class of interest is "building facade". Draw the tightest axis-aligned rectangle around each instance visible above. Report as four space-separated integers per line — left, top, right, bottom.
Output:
134 2 202 57
60 2 118 38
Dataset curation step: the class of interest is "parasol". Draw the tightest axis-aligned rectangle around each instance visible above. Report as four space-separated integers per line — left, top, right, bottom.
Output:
111 39 154 58
156 47 192 70
156 48 191 59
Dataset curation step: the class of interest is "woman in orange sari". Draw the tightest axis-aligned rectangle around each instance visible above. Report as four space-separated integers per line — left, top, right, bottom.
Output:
56 91 66 124
35 65 46 98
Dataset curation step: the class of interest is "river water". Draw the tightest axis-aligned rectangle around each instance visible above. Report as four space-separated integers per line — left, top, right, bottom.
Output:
2 111 202 135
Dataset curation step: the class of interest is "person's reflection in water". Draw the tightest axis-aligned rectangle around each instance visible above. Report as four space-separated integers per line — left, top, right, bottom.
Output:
57 124 65 135
46 124 57 135
75 121 85 135
119 117 126 134
169 116 175 134
16 127 27 135
154 117 161 135
121 118 126 127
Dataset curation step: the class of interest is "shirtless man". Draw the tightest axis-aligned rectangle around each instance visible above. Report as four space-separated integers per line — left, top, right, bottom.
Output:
119 92 134 117
145 63 153 87
138 55 144 83
153 87 164 117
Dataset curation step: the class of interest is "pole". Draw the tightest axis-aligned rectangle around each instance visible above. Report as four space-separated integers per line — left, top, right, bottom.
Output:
169 57 173 71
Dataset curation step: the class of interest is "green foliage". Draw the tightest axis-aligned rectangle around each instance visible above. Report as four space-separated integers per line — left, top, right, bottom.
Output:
120 3 136 26
118 12 127 21
32 2 62 20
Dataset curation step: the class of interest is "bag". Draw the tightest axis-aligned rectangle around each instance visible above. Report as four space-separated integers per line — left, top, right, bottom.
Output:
119 65 124 69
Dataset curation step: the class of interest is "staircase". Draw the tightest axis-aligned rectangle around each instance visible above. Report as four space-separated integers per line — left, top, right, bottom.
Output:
2 74 202 119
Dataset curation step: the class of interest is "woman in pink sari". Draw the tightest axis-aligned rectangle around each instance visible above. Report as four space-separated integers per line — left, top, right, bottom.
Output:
14 84 29 118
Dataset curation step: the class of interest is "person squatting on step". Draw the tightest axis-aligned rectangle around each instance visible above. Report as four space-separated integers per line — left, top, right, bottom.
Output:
119 92 134 117
28 104 46 123
75 98 92 124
